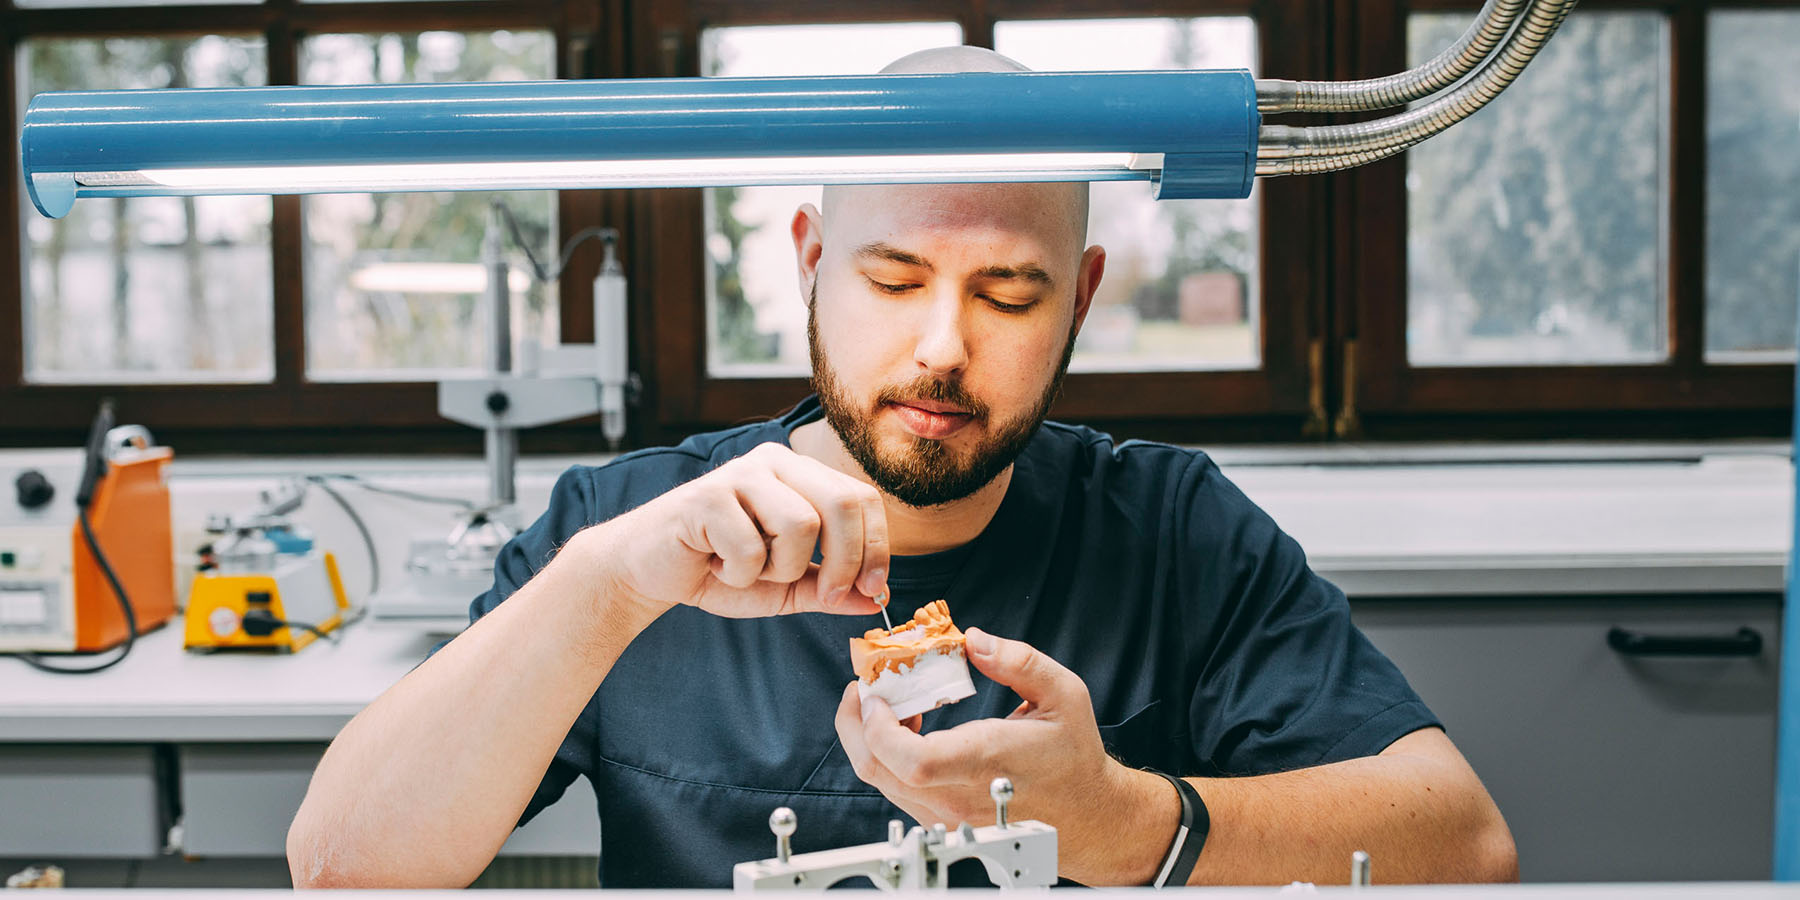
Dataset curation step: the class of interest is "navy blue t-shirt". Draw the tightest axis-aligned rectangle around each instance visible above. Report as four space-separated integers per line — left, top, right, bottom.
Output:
466 396 1437 888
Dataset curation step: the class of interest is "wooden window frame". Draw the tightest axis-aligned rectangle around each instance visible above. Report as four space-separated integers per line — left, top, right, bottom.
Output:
1336 0 1795 441
0 0 627 453
3 0 1792 451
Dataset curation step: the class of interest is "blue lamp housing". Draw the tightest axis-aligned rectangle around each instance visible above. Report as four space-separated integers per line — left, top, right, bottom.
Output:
21 70 1259 218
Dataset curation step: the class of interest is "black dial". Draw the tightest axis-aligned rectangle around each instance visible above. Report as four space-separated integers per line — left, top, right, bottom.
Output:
15 470 55 510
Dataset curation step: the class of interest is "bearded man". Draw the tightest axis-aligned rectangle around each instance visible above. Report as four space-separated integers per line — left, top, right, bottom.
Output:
288 47 1515 890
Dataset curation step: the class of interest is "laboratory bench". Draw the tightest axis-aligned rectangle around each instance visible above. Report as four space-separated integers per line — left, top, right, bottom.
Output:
0 446 1790 887
6 888 1800 899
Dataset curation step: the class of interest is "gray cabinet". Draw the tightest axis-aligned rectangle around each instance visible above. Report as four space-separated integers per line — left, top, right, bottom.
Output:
1354 595 1780 883
178 743 602 858
0 745 166 857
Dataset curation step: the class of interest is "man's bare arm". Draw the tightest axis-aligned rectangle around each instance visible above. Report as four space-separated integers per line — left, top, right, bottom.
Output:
286 526 659 888
287 444 890 889
841 631 1515 887
1104 727 1517 886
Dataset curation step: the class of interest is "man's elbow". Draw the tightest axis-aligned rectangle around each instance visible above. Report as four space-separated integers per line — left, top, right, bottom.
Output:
1466 808 1519 883
287 814 347 889
287 807 487 889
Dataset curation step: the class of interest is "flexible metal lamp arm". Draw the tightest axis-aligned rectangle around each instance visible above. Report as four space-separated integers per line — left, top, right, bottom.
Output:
1257 0 1530 114
1257 0 1577 176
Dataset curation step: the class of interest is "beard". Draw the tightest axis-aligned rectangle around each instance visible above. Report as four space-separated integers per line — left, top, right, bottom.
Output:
807 282 1076 508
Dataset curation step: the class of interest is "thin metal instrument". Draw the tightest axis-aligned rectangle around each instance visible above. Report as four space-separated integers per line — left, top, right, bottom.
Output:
877 590 893 631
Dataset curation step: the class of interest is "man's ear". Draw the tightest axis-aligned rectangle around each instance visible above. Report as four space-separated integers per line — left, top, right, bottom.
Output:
1071 244 1107 337
792 202 825 305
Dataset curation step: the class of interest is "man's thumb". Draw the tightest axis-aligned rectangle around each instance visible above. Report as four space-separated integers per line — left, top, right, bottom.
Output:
964 627 1068 706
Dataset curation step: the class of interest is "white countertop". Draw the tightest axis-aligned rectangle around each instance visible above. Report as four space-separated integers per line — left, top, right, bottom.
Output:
1240 453 1792 597
3 449 1792 743
0 623 438 742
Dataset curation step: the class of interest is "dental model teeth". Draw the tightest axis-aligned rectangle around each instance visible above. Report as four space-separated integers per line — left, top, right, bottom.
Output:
849 600 977 719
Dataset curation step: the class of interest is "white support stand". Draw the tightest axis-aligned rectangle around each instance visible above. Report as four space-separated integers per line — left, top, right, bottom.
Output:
733 778 1058 892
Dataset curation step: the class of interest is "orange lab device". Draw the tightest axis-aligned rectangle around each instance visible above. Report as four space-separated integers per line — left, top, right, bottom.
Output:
71 447 178 651
0 442 176 655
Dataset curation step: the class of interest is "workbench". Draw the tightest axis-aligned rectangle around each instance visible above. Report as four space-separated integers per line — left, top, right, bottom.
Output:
1 447 1790 887
0 624 601 862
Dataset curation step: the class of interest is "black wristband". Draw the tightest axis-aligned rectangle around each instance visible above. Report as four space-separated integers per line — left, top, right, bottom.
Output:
1146 769 1208 888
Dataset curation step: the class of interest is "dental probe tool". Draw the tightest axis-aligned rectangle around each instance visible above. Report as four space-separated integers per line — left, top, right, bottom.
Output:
877 590 892 631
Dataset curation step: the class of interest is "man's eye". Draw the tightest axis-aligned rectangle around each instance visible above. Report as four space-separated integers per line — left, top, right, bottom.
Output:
982 295 1034 314
867 279 915 294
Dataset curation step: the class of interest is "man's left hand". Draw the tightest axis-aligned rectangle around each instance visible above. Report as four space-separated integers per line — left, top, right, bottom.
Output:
834 628 1161 884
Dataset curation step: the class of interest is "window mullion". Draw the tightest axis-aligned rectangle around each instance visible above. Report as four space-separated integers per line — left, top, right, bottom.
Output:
1 27 23 391
267 1 306 391
1668 2 1704 373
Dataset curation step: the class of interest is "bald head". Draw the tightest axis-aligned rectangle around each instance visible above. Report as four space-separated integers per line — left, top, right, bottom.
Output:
819 45 1090 251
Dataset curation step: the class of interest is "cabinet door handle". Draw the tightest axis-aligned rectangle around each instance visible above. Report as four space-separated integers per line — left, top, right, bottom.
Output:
1606 626 1763 657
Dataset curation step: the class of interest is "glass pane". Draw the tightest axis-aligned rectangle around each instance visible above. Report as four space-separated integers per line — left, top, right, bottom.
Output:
996 18 1260 373
300 30 557 380
1705 11 1800 363
20 36 272 384
701 22 964 377
1407 13 1667 366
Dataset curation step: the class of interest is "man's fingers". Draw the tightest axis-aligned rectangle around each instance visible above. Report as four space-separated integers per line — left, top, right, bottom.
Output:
732 474 821 584
781 568 882 616
697 498 767 588
854 488 890 600
836 682 901 788
963 628 1084 709
765 452 886 606
859 697 995 789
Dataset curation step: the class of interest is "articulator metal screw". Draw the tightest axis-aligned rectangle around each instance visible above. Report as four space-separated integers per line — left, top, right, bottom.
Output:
1351 850 1372 887
770 808 796 864
991 777 1014 829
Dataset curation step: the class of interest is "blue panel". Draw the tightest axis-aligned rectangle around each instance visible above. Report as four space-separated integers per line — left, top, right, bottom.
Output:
1780 326 1800 879
21 70 1258 212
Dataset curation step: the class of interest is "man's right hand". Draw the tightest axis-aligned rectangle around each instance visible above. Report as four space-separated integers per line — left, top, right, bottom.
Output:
593 442 889 620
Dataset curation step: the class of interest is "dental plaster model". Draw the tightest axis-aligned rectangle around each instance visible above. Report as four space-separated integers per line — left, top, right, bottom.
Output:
849 599 977 719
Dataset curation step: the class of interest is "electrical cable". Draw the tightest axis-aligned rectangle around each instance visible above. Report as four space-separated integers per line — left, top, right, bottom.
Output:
302 475 381 598
241 608 341 645
14 400 141 675
491 201 617 284
309 472 475 510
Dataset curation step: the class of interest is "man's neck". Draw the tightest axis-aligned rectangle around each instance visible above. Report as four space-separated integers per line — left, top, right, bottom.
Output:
790 419 1011 556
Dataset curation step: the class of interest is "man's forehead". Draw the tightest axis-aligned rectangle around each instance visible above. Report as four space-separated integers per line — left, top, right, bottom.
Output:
820 182 1088 263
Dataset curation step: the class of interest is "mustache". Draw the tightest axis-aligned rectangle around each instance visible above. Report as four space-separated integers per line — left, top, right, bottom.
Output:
874 376 989 419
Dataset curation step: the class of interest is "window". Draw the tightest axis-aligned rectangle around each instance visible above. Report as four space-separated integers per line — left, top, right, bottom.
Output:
1346 2 1791 435
700 22 964 377
3 0 1793 449
300 30 557 380
20 35 272 384
1705 10 1800 363
1406 12 1668 367
994 17 1260 373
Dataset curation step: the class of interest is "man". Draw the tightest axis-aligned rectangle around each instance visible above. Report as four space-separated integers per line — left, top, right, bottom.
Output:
288 47 1516 890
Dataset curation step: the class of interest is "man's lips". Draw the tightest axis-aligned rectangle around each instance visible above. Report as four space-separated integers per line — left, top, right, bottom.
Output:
887 401 975 440
898 398 970 415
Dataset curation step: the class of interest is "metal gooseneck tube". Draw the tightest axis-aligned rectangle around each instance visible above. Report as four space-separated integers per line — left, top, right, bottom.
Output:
1257 0 1578 176
1257 0 1530 114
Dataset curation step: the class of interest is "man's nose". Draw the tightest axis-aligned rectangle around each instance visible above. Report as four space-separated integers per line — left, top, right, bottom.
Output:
912 289 970 376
